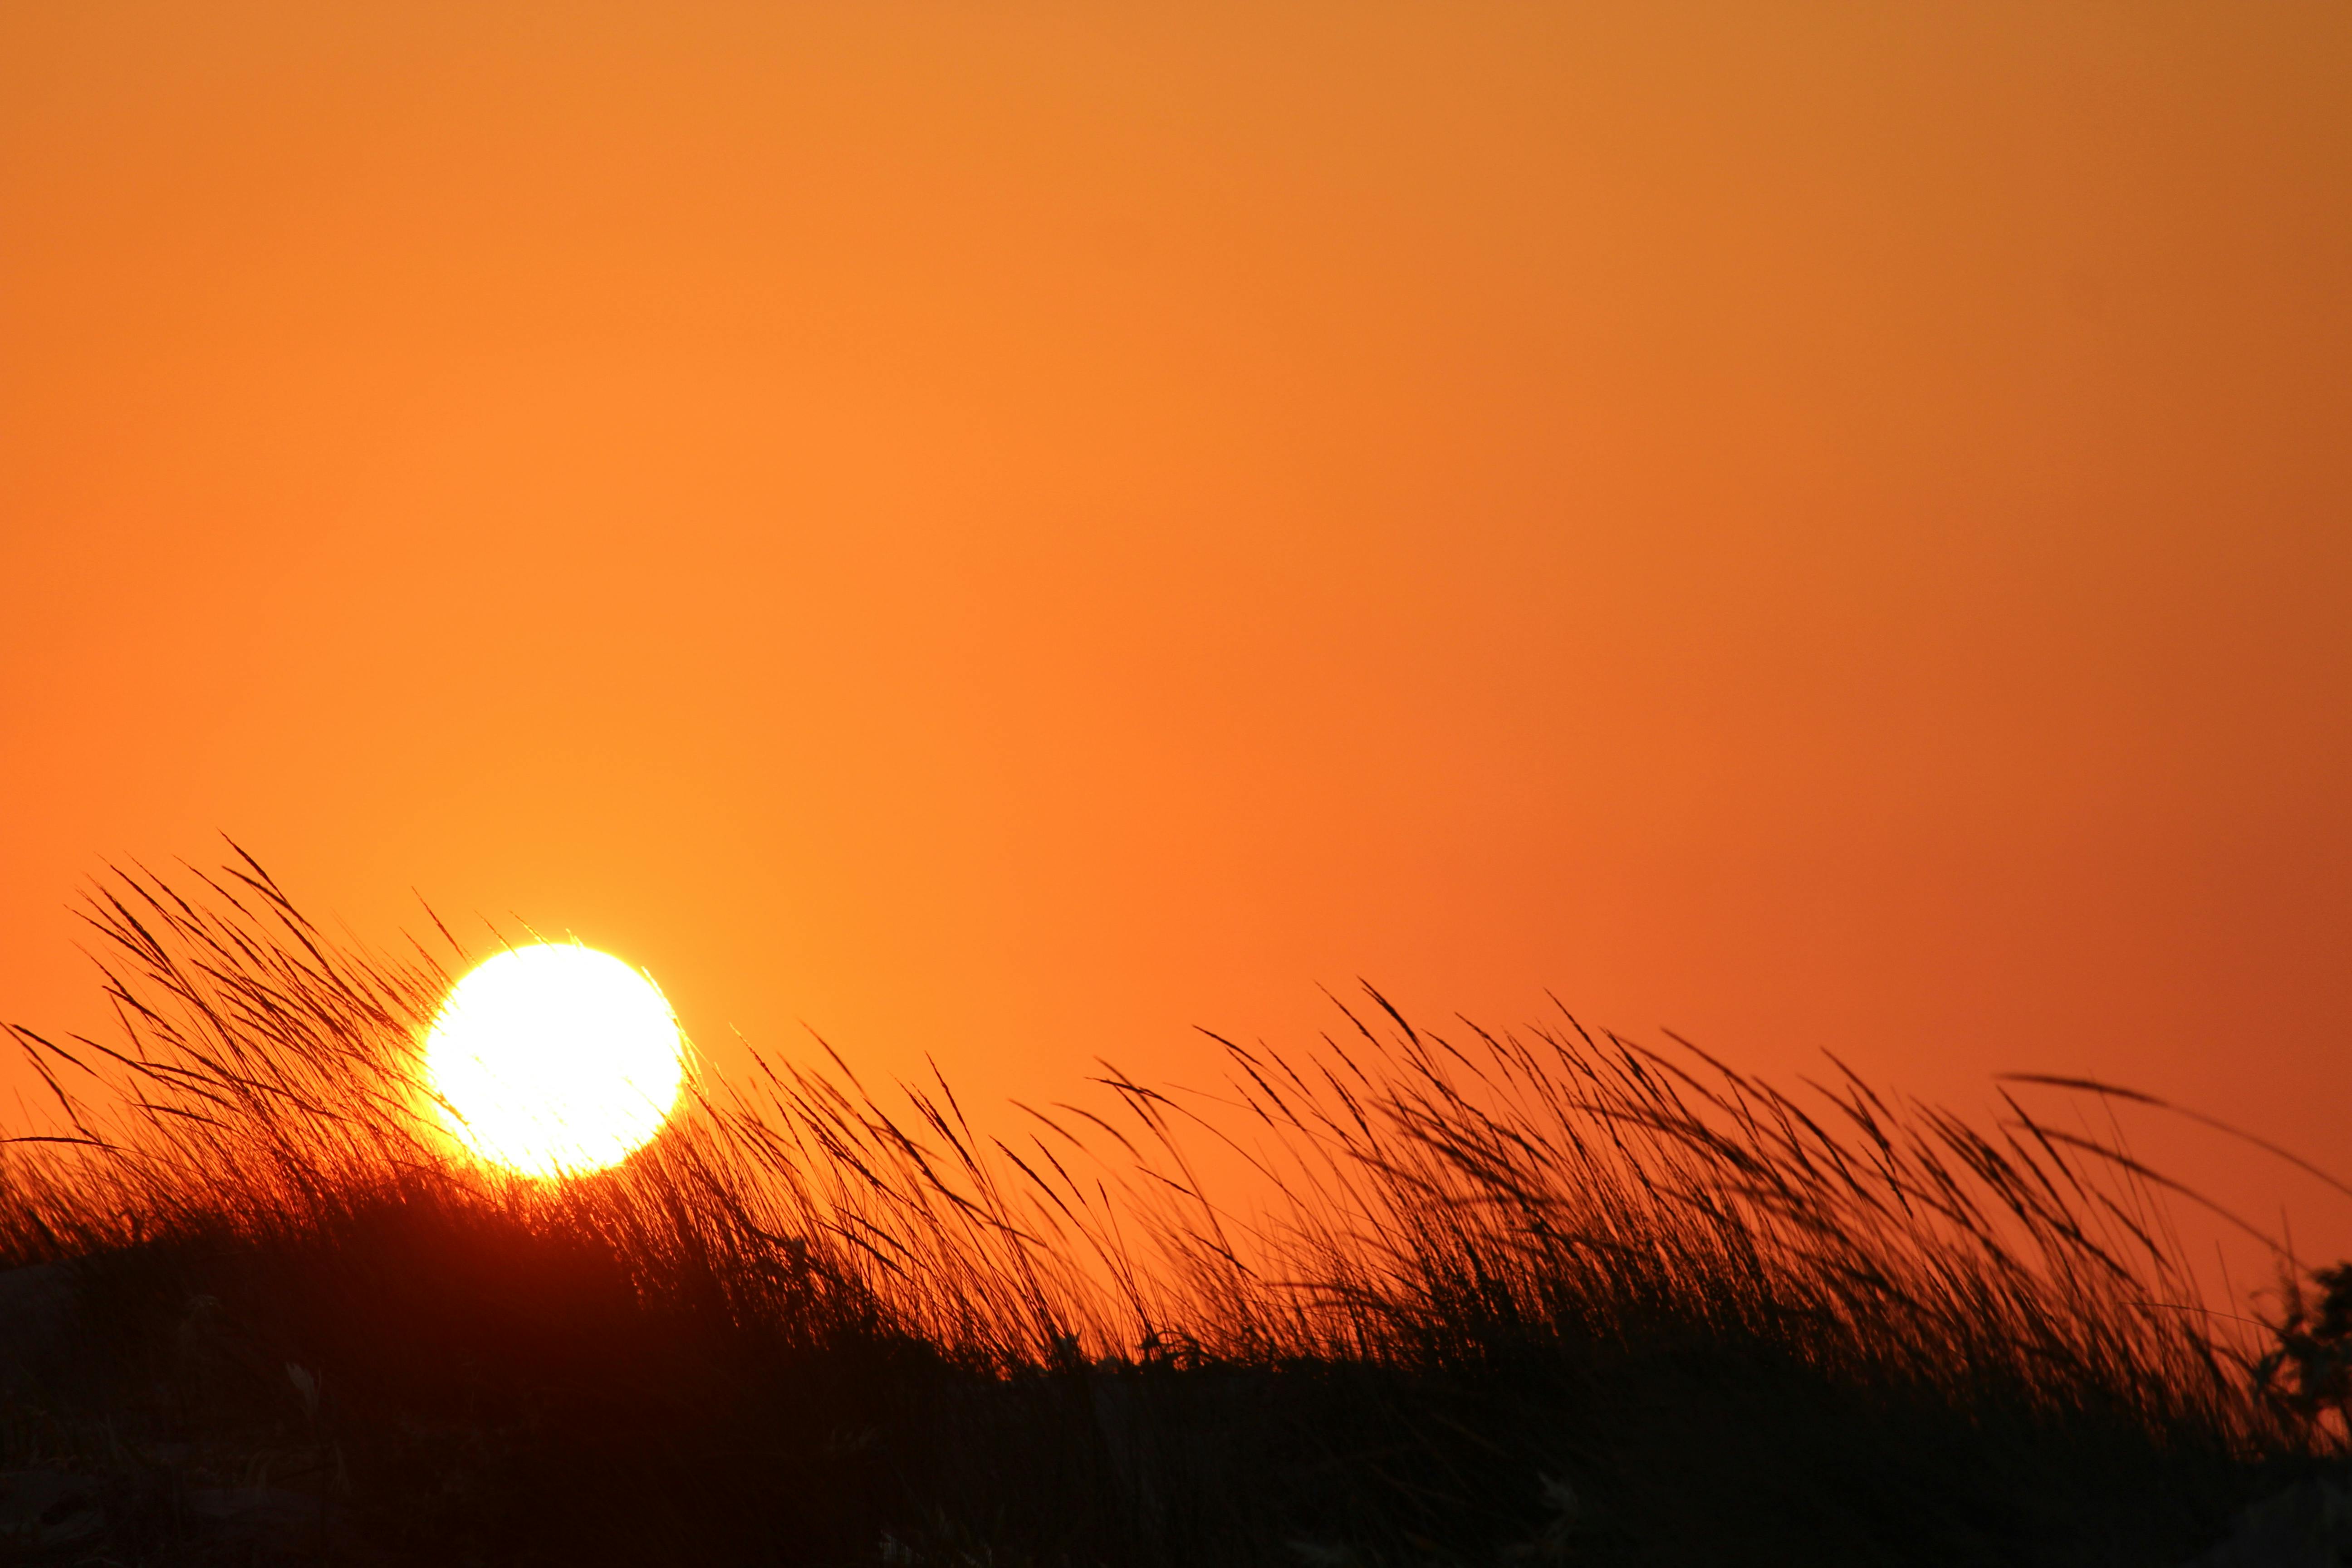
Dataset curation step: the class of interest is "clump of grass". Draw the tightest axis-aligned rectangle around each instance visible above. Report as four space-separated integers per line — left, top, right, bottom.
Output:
0 850 2336 1565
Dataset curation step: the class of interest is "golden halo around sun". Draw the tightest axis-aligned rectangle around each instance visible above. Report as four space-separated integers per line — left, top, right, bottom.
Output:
422 944 687 1178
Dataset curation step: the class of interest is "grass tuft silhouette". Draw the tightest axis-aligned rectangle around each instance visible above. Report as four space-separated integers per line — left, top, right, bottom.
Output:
0 851 2338 1565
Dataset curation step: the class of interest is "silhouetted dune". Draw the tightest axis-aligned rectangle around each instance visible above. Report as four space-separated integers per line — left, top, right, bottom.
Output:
3 857 2344 1565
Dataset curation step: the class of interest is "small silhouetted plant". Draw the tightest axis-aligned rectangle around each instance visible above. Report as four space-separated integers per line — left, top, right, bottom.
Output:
2258 1262 2352 1429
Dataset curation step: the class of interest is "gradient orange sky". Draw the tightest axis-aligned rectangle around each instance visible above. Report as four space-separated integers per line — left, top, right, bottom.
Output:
3 4 2347 1246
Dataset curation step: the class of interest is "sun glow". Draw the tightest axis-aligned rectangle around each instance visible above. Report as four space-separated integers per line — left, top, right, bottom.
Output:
422 944 687 1178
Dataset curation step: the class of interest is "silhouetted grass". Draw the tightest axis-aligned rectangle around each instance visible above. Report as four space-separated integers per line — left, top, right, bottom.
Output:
0 851 2337 1565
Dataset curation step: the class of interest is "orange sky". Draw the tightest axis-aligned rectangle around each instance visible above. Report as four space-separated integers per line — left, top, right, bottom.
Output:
3 4 2347 1255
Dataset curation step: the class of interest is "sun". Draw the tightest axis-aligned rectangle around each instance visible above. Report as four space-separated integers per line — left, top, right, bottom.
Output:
422 943 688 1178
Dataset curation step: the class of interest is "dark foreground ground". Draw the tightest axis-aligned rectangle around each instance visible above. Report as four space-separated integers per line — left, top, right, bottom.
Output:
2 1244 2343 1568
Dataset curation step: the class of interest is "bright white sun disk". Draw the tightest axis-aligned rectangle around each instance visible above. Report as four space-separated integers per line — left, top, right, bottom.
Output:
423 944 686 1178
